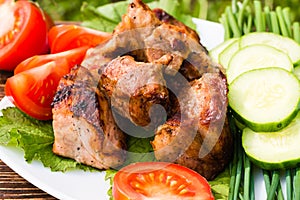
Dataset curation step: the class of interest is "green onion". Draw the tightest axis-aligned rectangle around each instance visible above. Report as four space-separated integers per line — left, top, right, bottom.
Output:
270 11 280 34
264 6 272 32
286 170 293 200
263 170 271 194
294 167 300 200
254 0 265 32
243 13 252 34
237 0 250 30
292 22 300 43
228 114 238 200
277 180 284 200
220 13 232 40
226 6 241 37
283 7 292 37
233 149 243 200
276 6 290 37
243 154 251 200
267 170 280 200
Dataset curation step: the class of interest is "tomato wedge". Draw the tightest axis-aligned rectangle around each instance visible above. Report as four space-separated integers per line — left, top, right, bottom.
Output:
14 46 89 74
5 46 89 120
113 162 214 200
5 60 69 120
0 0 49 71
48 24 112 53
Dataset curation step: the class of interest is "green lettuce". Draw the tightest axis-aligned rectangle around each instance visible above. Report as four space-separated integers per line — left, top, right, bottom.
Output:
80 0 203 32
0 107 94 172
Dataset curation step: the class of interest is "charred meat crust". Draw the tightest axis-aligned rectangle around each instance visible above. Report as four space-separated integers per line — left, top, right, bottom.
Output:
52 65 126 169
151 72 233 180
100 55 169 129
52 0 233 180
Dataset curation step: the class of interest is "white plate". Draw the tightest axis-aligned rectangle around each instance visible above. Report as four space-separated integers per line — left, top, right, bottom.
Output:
0 19 269 200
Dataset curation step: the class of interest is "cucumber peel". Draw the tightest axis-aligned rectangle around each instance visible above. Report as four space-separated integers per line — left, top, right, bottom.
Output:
240 32 300 64
209 38 238 64
242 111 300 170
228 67 300 132
226 44 293 84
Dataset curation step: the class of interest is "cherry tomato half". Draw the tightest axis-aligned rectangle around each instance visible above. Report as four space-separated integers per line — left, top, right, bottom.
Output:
113 162 214 200
48 24 112 53
0 0 49 71
5 46 89 120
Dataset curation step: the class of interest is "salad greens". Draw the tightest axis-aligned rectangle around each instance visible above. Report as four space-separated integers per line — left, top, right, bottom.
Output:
218 0 300 200
0 107 94 172
80 0 201 32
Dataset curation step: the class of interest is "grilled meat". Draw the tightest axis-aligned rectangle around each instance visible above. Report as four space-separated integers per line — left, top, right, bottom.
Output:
151 72 233 180
52 65 126 169
81 0 216 78
51 0 233 180
153 8 200 43
101 55 169 129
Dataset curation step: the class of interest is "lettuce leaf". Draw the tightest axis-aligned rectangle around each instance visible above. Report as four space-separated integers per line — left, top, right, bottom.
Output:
80 0 198 33
0 107 95 172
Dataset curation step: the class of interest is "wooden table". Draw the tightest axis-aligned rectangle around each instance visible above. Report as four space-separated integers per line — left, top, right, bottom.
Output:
0 71 56 199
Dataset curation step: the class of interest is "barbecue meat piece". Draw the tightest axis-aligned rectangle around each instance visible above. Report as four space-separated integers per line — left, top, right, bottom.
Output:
52 65 126 169
81 0 215 78
81 0 161 71
101 55 169 129
153 8 200 43
151 72 233 180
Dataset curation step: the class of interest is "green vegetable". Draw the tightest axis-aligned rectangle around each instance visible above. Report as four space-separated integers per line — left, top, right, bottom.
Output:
208 168 231 200
229 67 300 132
218 39 239 69
294 65 300 80
240 32 300 64
105 169 117 200
218 0 300 199
81 1 129 32
209 38 238 63
80 0 208 33
242 112 300 170
0 107 93 172
226 44 293 84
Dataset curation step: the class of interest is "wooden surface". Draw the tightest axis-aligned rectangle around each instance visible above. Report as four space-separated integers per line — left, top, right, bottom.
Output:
0 71 56 199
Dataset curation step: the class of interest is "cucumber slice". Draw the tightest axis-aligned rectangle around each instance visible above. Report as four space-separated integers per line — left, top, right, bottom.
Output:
218 39 240 69
294 65 300 80
240 32 300 64
242 112 300 170
209 38 238 63
227 44 293 84
228 67 300 132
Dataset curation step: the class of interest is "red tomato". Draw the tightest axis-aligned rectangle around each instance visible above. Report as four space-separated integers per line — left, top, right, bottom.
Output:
48 24 112 53
5 46 88 120
113 162 214 200
14 46 89 74
5 60 69 120
0 0 49 71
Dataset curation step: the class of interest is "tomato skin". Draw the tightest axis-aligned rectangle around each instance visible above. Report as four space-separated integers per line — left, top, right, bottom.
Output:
5 60 69 120
48 24 112 53
14 46 89 74
5 46 88 120
0 0 49 71
113 162 214 200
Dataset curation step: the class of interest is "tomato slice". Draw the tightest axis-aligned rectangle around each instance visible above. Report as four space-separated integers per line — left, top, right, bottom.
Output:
48 24 112 53
14 46 89 74
0 0 49 71
113 162 214 200
5 60 70 120
5 45 89 120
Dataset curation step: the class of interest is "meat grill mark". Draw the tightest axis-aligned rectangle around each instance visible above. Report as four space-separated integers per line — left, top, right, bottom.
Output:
51 0 233 179
52 65 127 169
